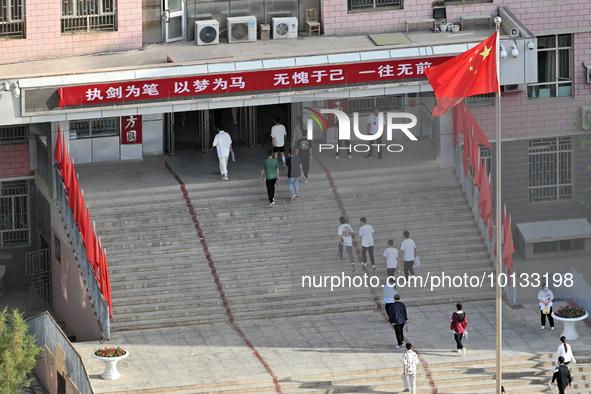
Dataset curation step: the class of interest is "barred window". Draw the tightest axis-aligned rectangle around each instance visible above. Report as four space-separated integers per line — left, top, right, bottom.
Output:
528 34 572 99
348 0 402 12
528 137 572 203
0 124 28 145
0 0 25 39
465 93 494 108
61 0 117 33
349 95 403 114
0 180 29 247
70 117 119 139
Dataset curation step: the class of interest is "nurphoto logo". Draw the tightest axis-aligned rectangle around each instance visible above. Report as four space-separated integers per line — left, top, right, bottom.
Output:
304 108 419 154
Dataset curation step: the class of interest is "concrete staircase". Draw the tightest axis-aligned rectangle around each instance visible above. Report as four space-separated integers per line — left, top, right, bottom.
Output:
102 353 591 393
87 162 495 332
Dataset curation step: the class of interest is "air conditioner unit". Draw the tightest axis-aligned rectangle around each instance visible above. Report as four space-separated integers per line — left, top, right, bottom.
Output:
195 20 219 46
503 84 526 93
227 16 257 43
272 17 298 39
586 65 591 84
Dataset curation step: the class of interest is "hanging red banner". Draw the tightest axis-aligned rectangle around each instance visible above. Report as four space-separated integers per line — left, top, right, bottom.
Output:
58 57 451 107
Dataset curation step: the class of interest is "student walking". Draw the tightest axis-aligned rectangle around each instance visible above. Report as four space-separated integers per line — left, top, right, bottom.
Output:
538 284 555 330
450 303 468 355
271 116 287 165
551 357 572 394
401 343 419 393
260 150 280 207
337 217 355 271
286 149 302 200
556 336 576 366
359 217 376 271
295 129 313 182
400 231 417 279
211 124 233 181
365 107 385 159
383 240 399 278
383 276 397 317
388 294 408 349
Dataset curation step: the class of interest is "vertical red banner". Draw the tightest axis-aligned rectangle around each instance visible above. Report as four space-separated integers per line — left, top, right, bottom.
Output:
121 115 142 144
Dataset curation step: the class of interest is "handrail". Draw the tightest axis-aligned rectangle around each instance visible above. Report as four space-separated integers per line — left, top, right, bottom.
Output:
54 165 110 339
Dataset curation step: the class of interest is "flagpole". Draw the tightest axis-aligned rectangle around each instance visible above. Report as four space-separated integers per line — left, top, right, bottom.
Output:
494 16 503 394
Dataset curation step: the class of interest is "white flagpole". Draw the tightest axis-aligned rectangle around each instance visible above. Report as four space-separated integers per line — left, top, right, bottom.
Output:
494 16 503 394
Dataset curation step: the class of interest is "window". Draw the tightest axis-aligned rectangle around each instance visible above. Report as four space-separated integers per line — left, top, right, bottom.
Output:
528 137 572 203
444 0 492 3
348 0 402 12
0 125 28 145
0 180 29 247
70 117 119 139
533 239 584 254
0 0 25 39
349 95 403 113
61 0 117 33
528 34 572 98
465 93 494 108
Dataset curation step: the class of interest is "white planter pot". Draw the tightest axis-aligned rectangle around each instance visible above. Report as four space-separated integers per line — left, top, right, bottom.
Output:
553 312 589 340
440 24 447 32
92 351 129 380
451 24 460 33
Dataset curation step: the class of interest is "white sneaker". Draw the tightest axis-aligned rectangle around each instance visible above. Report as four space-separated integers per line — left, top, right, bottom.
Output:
551 327 555 331
541 326 545 330
396 345 403 349
335 156 339 160
348 155 352 159
462 348 466 355
457 349 462 354
291 194 297 200
269 202 275 207
222 176 228 181
304 177 308 183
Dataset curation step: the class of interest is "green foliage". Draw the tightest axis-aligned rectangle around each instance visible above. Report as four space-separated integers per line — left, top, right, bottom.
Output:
0 308 42 394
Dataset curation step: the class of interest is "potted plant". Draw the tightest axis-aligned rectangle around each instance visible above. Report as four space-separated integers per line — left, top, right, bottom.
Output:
92 346 129 380
440 20 447 32
553 305 588 340
451 24 461 33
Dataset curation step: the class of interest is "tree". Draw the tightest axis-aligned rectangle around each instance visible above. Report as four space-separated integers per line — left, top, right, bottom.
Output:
0 308 42 394
573 108 591 214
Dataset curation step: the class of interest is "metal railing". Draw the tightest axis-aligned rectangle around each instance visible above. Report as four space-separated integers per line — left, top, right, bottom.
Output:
0 124 28 144
27 311 94 394
454 136 517 306
0 179 30 247
55 166 110 339
61 0 117 33
349 0 402 11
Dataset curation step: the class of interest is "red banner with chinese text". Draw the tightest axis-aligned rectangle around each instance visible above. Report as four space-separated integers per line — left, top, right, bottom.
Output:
58 57 451 107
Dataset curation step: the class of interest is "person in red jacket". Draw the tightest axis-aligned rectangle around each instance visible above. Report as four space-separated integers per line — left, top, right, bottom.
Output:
450 303 468 355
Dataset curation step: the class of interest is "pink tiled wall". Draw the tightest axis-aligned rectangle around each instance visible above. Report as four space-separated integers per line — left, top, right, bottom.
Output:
1 0 142 64
0 144 30 177
321 0 591 36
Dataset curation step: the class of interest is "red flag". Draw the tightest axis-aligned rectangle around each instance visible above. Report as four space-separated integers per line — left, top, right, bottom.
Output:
426 33 499 117
85 208 98 276
68 168 77 212
101 247 113 319
462 125 471 175
503 207 515 273
76 184 86 239
472 131 480 188
54 126 63 171
478 161 491 221
463 103 492 149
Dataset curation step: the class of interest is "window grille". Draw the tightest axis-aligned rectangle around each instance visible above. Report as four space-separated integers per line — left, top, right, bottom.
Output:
348 0 402 11
0 0 25 39
70 117 120 139
0 124 28 145
528 137 572 203
528 34 572 99
349 95 403 114
465 93 494 108
0 180 29 247
61 0 117 33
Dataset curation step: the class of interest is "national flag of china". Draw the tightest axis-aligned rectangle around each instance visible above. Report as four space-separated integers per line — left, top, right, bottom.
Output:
426 33 499 117
503 206 514 274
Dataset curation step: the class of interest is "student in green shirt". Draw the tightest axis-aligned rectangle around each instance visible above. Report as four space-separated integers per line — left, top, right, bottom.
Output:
260 150 280 207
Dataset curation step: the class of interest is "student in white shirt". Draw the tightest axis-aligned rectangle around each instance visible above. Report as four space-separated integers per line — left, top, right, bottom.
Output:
402 343 419 393
270 116 287 165
337 217 355 272
556 336 576 366
359 217 375 271
538 285 555 330
383 240 399 278
400 231 417 280
211 124 233 181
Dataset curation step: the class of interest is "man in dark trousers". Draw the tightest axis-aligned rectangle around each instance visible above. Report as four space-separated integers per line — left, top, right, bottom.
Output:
295 129 312 182
551 356 572 394
388 294 408 349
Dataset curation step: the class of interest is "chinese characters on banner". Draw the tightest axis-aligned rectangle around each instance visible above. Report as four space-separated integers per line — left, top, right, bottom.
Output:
58 58 451 107
120 115 142 144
